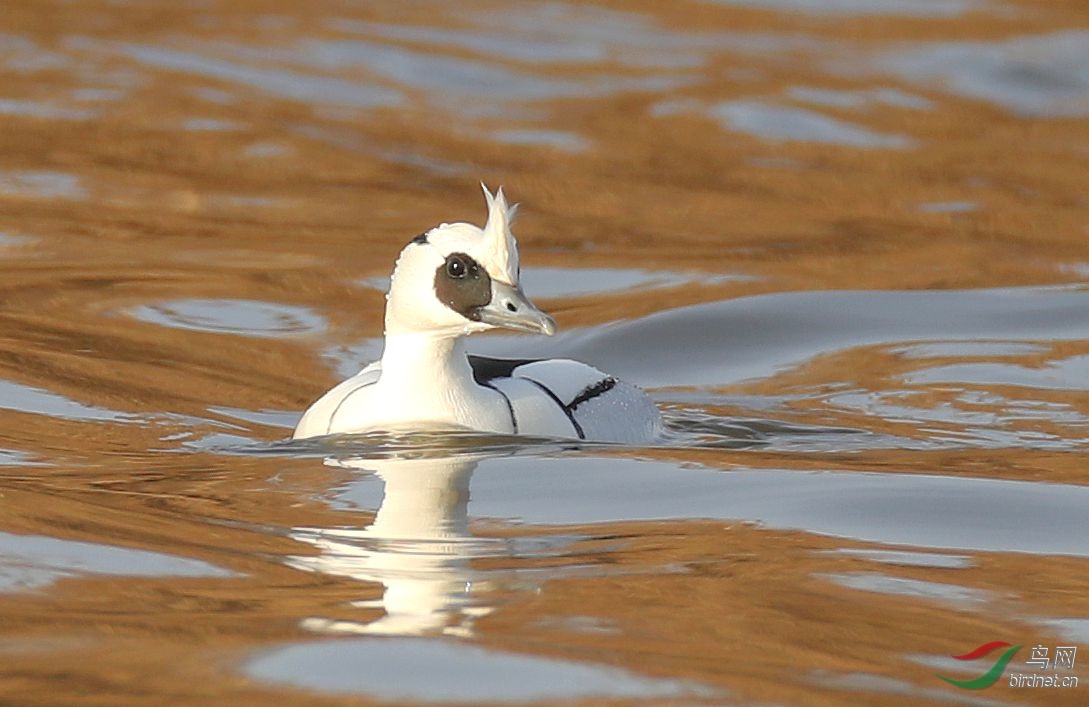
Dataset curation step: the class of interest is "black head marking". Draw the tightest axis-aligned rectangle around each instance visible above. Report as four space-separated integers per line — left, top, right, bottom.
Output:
434 252 492 319
410 231 430 245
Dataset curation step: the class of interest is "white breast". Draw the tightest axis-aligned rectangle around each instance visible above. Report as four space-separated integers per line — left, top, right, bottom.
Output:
293 362 383 439
293 360 513 438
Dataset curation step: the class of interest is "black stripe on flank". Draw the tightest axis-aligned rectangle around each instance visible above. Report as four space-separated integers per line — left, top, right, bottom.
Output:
483 382 518 434
568 377 617 412
523 377 585 440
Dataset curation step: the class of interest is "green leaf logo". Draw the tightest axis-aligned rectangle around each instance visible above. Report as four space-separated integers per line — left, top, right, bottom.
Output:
937 641 1022 690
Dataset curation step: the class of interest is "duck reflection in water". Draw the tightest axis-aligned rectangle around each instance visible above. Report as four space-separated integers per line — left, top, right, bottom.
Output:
286 451 504 637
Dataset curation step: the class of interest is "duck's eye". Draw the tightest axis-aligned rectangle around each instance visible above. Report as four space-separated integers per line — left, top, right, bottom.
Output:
446 255 468 278
434 252 491 316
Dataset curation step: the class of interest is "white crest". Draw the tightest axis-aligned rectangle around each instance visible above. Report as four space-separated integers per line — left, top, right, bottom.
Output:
480 183 519 284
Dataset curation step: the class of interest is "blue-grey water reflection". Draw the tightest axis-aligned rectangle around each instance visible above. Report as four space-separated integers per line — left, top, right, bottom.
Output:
247 636 714 702
328 454 1089 557
0 531 232 592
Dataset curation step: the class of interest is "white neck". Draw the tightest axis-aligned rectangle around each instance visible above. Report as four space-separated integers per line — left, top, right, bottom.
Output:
375 330 500 430
379 331 470 383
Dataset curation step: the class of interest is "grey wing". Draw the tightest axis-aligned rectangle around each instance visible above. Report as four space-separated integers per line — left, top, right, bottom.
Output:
504 359 661 443
293 361 381 439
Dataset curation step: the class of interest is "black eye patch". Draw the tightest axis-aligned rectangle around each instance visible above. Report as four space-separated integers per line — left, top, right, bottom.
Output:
434 252 492 319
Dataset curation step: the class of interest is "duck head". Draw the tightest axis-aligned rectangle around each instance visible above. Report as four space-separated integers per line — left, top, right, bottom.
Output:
384 184 556 338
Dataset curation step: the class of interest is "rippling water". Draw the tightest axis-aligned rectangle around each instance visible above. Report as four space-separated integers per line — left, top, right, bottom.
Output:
2 0 1088 704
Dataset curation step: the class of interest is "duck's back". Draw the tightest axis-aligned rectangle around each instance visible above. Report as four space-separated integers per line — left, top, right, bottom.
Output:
470 356 661 443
